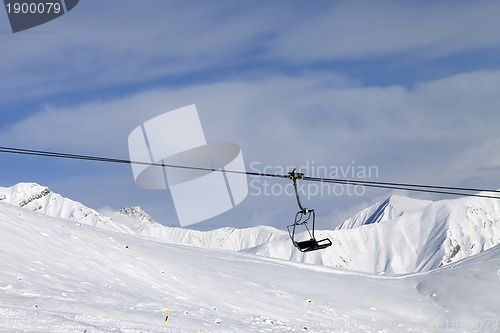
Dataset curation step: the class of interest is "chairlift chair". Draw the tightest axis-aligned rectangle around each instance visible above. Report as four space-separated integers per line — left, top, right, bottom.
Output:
287 170 332 252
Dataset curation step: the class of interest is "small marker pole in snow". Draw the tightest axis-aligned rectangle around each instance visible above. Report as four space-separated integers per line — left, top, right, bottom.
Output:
164 308 171 327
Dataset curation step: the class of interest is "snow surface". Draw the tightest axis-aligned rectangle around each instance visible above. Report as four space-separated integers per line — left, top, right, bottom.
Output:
1 201 500 332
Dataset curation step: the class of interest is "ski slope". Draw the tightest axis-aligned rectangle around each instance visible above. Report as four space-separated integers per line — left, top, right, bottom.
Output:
1 201 500 332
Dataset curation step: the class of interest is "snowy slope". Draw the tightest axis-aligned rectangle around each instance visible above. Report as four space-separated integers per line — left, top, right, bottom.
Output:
247 194 500 274
0 183 133 234
1 201 499 332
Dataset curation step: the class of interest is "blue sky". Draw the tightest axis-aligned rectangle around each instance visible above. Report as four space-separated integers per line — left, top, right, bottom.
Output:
1 0 500 229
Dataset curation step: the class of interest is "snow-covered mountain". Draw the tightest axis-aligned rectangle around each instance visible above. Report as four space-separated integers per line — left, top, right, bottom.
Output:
2 182 499 276
247 194 500 274
118 206 156 224
1 199 500 332
0 183 286 252
0 182 133 234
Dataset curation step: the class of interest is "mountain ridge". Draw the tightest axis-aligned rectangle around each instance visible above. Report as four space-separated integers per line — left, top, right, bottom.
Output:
337 195 433 230
0 182 133 234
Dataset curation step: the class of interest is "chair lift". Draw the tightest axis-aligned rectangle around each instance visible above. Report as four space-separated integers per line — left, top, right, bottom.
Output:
287 170 332 252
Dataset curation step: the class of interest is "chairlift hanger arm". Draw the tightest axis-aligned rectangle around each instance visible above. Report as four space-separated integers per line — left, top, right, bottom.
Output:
288 169 307 212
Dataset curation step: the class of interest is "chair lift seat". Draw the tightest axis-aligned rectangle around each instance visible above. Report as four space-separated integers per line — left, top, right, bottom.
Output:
294 238 332 252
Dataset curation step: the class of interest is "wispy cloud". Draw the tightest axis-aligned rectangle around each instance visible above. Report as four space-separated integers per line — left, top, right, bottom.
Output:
3 69 500 173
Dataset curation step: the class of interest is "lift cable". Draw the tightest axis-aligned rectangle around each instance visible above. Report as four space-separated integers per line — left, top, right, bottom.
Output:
303 177 500 200
1 145 499 200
